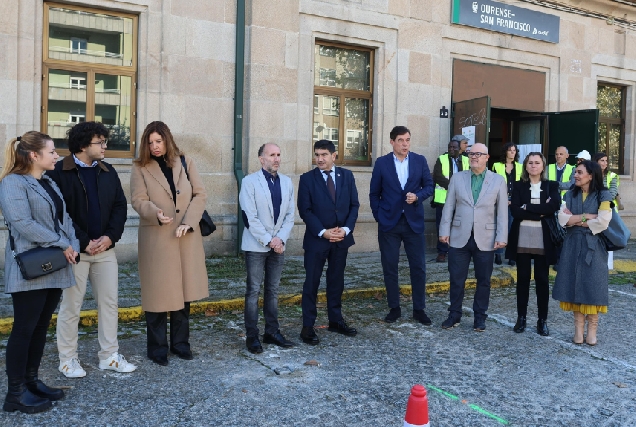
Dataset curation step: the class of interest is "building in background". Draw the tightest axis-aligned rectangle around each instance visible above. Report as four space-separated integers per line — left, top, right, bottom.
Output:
1 0 635 263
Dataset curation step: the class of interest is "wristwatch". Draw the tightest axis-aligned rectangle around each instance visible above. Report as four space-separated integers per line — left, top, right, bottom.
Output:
581 214 587 223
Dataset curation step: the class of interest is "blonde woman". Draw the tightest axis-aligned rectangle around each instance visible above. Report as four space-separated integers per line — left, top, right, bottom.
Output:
0 132 79 413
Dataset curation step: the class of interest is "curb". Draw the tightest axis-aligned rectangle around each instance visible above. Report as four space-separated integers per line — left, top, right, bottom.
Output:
0 274 515 335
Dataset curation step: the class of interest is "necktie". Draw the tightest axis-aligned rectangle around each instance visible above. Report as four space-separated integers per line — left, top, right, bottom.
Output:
323 170 336 203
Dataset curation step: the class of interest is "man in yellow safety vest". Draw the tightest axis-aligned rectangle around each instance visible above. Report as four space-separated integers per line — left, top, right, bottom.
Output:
432 136 470 262
548 146 574 195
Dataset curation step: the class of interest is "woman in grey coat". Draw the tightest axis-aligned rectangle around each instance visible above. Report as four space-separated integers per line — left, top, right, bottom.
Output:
553 160 612 346
0 132 79 414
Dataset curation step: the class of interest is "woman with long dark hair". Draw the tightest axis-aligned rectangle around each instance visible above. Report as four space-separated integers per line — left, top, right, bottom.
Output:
130 121 209 366
553 160 612 346
0 132 79 413
492 142 522 265
506 153 560 336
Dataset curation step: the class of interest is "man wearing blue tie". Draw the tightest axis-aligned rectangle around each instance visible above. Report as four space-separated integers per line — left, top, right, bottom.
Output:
298 140 360 345
369 126 435 325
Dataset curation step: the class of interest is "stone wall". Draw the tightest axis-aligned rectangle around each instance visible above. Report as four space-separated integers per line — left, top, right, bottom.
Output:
0 0 635 266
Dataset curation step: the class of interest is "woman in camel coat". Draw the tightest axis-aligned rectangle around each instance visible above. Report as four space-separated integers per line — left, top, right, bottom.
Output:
131 121 208 366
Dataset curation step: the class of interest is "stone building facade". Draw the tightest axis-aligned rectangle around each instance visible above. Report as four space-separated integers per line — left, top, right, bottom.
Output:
1 0 635 263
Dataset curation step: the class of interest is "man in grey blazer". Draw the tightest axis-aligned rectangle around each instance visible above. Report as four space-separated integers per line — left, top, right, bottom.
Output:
239 143 296 354
439 143 508 332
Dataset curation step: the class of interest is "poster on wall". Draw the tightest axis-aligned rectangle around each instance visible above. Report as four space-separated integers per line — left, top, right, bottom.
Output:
461 125 476 147
451 0 560 44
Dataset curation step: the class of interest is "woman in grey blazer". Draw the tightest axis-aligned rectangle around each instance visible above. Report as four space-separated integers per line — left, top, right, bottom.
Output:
0 131 79 414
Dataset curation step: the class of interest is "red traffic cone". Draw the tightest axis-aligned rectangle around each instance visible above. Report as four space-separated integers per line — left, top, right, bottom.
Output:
404 384 430 427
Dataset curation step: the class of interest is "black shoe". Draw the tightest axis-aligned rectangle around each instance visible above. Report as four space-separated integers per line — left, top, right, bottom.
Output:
508 259 516 266
474 319 486 332
170 348 194 360
494 254 502 265
246 336 264 354
263 330 295 348
413 309 432 326
384 307 402 323
25 379 64 401
537 319 550 336
300 326 320 345
441 315 461 329
149 354 169 366
3 380 51 414
328 320 357 337
25 369 64 401
513 316 526 333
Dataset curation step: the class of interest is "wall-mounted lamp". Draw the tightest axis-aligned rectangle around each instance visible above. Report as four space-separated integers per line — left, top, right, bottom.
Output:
439 106 449 118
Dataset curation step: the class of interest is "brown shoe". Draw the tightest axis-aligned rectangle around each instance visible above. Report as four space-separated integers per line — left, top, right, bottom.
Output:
436 253 447 263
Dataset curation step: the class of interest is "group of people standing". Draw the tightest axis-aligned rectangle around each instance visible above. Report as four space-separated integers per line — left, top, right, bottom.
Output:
433 138 616 342
1 120 208 413
0 122 618 414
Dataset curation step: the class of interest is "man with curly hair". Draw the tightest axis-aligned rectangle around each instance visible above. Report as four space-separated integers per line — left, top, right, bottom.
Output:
48 121 136 377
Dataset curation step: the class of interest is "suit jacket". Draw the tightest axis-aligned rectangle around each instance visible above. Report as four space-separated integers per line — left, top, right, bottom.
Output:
369 152 434 234
298 167 359 251
439 170 508 251
0 173 79 293
506 180 561 265
239 170 295 252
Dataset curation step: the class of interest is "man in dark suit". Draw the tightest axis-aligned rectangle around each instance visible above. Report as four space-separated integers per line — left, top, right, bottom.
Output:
369 126 435 325
298 140 360 345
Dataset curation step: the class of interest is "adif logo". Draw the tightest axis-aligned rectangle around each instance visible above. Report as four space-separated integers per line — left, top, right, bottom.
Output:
472 2 478 13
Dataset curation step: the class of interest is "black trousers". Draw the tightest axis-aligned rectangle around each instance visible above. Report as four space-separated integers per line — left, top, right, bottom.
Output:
6 288 62 382
302 245 349 326
145 302 190 358
516 253 550 320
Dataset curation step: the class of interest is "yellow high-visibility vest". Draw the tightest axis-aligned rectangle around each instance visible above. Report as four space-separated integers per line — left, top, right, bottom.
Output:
548 163 574 196
434 154 470 204
607 171 620 211
492 162 522 183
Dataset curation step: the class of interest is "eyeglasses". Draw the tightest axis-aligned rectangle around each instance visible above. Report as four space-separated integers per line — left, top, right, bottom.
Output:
467 152 487 158
90 139 108 147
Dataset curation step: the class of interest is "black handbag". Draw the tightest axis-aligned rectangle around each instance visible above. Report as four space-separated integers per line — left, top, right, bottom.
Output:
6 222 68 280
597 196 630 251
545 212 566 247
180 156 216 236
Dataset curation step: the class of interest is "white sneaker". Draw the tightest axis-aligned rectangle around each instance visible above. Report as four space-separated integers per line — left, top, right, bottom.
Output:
99 352 137 373
59 358 87 378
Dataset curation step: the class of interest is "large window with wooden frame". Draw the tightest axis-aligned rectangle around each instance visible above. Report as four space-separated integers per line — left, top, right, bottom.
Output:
42 2 137 157
597 83 626 174
313 42 373 165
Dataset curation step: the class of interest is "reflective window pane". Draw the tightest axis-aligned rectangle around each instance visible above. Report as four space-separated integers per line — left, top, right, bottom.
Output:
47 69 87 148
48 7 134 67
313 95 340 154
343 98 369 161
95 74 132 151
314 45 370 90
597 85 623 118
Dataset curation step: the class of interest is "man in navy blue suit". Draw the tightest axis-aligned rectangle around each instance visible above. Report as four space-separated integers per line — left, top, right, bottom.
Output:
298 140 360 345
369 126 434 324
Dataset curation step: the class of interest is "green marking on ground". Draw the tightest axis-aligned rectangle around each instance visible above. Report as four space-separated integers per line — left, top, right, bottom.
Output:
427 384 509 425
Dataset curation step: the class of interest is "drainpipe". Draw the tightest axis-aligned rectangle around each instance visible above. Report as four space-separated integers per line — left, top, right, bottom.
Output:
233 0 246 255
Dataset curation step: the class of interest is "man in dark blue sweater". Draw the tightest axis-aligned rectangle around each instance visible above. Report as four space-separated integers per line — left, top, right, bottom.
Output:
48 122 136 378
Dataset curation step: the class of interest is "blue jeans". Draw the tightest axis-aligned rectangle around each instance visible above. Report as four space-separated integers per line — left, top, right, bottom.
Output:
448 234 495 321
378 215 427 311
244 250 285 338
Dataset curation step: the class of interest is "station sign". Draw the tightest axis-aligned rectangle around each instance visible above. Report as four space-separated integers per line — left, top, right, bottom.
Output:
452 0 560 43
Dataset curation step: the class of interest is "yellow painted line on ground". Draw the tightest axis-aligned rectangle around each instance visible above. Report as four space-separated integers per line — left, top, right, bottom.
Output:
0 275 517 334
